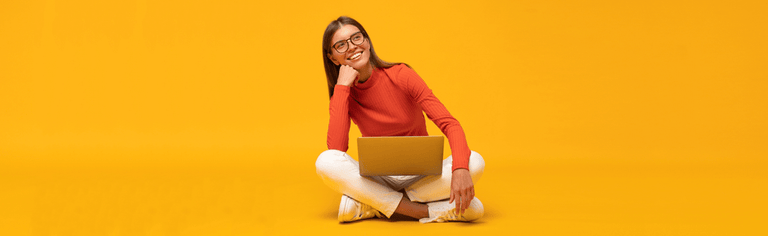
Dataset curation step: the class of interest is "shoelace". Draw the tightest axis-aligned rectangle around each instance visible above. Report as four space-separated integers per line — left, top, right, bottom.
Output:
355 202 366 218
354 202 381 219
420 209 465 223
441 209 466 221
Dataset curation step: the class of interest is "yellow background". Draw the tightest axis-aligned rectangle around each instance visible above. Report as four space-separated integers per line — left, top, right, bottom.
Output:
1 0 766 235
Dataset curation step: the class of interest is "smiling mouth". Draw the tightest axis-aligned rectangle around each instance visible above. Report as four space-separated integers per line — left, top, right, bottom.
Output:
347 52 362 60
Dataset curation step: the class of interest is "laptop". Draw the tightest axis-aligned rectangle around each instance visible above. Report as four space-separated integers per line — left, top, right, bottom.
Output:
357 136 444 176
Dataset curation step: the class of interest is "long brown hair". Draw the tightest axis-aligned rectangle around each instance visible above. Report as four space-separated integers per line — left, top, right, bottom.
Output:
322 16 404 99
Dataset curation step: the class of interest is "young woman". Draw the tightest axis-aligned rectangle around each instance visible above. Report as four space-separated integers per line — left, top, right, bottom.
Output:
315 16 486 223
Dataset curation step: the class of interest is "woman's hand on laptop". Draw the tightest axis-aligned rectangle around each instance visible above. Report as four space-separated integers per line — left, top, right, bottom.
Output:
449 168 474 215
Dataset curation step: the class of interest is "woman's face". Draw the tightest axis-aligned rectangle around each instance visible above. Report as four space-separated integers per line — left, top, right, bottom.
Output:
327 24 371 70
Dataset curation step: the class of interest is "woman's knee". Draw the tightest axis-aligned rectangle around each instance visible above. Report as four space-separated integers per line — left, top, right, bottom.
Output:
315 150 355 193
315 149 347 177
469 151 485 182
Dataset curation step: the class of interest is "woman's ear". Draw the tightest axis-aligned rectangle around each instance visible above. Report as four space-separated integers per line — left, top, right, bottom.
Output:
327 53 339 65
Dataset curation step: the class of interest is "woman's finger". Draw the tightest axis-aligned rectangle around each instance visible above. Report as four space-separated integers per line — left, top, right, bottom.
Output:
466 192 472 212
455 192 461 213
461 188 469 214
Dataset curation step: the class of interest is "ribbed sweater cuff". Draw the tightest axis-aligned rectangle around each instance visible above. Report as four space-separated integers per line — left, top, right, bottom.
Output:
451 155 470 172
334 84 350 95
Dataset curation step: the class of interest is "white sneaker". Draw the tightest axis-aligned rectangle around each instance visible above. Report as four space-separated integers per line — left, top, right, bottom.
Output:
419 197 484 223
338 195 384 222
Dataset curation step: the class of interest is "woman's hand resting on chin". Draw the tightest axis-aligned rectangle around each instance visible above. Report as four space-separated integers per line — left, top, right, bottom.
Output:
336 65 360 87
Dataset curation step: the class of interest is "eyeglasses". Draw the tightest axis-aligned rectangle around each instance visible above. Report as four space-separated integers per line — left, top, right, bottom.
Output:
331 32 366 54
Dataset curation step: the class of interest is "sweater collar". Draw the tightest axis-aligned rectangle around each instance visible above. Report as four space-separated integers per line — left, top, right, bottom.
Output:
352 67 381 90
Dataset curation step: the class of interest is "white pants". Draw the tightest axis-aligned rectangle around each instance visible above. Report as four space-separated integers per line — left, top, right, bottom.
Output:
315 149 485 217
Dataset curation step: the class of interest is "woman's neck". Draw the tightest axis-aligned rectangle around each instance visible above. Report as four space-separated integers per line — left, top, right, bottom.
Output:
356 63 374 83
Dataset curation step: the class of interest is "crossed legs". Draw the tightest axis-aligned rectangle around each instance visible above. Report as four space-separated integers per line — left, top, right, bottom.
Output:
315 149 485 219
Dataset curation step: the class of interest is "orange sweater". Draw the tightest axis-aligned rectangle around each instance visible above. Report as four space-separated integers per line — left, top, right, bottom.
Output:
327 64 471 171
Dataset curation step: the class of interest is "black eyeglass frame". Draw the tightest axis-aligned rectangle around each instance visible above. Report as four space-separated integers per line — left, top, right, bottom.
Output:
331 32 366 54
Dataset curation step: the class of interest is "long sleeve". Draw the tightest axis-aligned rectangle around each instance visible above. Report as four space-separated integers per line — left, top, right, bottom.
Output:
396 66 472 171
327 85 352 152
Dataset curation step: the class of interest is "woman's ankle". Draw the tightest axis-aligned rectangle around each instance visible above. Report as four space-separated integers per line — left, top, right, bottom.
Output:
394 195 429 219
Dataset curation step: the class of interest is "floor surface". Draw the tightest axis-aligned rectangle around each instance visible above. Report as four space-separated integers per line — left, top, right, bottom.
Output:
2 147 765 235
